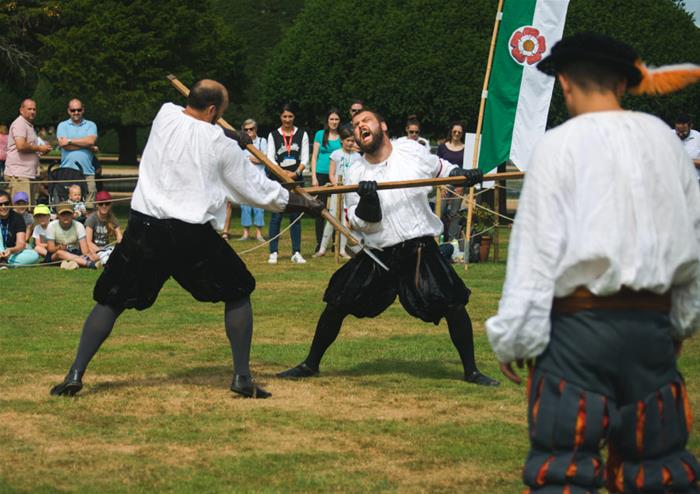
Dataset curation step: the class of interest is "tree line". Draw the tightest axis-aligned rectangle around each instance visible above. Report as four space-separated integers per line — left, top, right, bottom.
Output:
1 0 698 164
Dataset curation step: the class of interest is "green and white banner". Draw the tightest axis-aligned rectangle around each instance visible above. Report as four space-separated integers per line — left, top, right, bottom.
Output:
476 0 569 173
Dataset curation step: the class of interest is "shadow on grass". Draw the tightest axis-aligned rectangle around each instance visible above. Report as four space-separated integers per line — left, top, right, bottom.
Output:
84 358 461 395
86 365 234 395
321 358 459 380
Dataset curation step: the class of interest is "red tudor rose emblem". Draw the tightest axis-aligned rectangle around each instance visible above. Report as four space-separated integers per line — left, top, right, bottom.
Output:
509 26 547 65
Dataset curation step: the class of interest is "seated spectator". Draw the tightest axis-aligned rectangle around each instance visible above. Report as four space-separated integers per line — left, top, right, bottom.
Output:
12 191 34 238
85 191 122 265
0 189 40 267
31 204 51 262
46 201 97 269
67 184 87 222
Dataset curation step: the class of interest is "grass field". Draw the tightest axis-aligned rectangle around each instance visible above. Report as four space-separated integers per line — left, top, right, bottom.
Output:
2 216 699 493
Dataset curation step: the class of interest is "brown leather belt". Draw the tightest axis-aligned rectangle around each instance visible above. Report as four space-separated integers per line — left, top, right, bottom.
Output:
552 287 671 314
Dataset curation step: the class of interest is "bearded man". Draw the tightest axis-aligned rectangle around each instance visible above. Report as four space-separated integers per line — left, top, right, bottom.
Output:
278 108 499 387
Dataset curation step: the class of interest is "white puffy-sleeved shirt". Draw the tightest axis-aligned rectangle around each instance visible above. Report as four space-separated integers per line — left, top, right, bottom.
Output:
486 111 700 364
131 103 289 230
345 139 456 248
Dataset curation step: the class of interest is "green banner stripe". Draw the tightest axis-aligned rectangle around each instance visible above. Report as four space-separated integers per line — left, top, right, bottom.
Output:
477 0 536 171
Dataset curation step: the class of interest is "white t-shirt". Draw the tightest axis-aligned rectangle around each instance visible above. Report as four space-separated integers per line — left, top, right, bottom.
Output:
329 149 361 180
486 111 700 363
46 219 86 250
130 103 289 230
32 223 48 242
675 128 700 179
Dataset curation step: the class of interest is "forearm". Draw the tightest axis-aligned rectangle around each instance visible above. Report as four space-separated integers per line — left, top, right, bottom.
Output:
15 140 41 153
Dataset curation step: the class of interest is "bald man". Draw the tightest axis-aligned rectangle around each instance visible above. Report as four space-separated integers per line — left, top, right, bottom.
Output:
50 80 323 399
57 98 99 206
5 99 52 203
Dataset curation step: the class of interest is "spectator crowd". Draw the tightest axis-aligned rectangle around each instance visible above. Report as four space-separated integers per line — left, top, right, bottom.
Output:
1 95 698 270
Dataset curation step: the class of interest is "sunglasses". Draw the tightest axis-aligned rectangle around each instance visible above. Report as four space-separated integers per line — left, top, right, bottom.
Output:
243 127 255 131
0 201 9 206
97 202 112 207
69 108 83 113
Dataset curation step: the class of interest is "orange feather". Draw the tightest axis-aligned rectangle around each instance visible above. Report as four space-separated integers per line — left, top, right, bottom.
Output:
630 60 700 95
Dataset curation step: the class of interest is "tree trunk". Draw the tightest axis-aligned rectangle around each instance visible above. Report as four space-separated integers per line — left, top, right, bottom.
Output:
117 125 138 165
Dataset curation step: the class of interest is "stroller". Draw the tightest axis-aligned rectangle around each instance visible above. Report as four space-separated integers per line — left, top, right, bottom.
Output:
47 161 88 204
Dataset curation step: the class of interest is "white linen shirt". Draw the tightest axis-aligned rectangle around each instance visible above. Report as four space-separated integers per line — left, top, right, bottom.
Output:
676 128 700 179
486 111 700 363
345 139 456 248
131 103 289 230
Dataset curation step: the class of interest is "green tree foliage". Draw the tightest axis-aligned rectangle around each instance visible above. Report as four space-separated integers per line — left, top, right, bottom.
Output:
549 0 700 126
210 0 304 127
260 0 700 138
0 1 60 92
40 0 244 164
259 0 495 136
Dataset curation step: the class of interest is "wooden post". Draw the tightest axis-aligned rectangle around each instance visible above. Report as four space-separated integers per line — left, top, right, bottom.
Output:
334 191 342 263
494 185 500 262
434 186 442 242
464 0 505 270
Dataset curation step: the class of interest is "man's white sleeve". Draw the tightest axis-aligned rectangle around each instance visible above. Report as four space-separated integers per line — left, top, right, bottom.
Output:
485 142 566 363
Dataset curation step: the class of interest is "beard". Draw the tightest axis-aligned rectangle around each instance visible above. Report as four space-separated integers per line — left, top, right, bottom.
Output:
356 127 384 154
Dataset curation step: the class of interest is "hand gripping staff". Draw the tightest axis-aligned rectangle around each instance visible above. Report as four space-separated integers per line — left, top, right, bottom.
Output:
166 75 389 271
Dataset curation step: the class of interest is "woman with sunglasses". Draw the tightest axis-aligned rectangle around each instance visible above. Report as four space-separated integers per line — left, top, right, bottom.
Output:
85 190 122 265
0 189 40 267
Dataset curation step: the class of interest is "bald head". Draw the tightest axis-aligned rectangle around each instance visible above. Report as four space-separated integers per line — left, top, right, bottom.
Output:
19 98 37 123
187 79 228 113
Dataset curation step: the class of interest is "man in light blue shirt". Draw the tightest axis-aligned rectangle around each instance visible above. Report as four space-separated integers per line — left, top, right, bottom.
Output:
57 99 98 206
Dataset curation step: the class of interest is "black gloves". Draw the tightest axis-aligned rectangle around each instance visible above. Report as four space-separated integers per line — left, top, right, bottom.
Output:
284 192 325 217
354 180 382 222
223 128 252 150
448 167 483 187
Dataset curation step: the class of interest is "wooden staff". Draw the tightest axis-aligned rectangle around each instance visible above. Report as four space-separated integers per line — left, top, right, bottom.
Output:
165 75 392 269
334 190 342 263
464 0 505 270
300 171 524 195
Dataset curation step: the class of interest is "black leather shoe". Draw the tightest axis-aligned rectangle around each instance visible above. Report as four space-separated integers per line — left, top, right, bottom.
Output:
464 371 500 387
230 374 271 399
276 362 319 379
50 369 84 396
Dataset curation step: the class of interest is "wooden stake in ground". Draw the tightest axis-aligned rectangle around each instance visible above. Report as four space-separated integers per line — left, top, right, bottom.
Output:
334 190 342 263
464 0 505 270
434 186 442 242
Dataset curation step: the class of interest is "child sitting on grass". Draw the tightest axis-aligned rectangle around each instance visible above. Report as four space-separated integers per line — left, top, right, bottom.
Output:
31 204 52 263
12 191 34 239
46 201 98 270
85 191 122 265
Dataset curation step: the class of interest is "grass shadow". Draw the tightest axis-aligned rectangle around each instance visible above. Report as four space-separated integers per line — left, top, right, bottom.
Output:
328 358 459 380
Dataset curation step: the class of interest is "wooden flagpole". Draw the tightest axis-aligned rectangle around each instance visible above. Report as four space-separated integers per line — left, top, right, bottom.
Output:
464 0 505 270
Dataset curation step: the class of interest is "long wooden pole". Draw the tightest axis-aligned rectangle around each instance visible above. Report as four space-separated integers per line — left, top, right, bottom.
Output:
166 75 361 249
300 171 524 195
464 0 505 270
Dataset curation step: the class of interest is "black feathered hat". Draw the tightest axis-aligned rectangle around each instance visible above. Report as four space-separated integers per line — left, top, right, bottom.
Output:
537 32 642 88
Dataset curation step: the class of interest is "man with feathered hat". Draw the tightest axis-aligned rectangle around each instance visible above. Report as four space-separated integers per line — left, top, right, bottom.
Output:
486 33 700 493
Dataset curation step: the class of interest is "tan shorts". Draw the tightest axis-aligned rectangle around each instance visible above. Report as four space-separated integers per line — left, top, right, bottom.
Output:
7 176 37 205
85 175 97 208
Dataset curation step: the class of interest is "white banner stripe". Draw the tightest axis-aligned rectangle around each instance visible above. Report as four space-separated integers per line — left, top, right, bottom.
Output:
510 0 569 171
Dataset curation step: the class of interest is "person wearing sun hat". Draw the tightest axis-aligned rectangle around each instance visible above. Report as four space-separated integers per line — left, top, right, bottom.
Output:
85 190 122 265
0 188 40 267
31 203 52 262
485 33 700 493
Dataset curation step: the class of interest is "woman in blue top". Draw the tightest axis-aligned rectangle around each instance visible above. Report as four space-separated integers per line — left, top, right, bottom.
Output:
310 108 341 254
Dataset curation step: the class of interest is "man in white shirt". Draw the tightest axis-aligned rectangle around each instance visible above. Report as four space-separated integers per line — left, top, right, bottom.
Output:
486 34 700 493
278 108 498 387
50 80 323 399
674 113 700 181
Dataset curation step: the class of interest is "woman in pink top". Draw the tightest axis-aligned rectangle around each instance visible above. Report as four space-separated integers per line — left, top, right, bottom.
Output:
0 124 8 179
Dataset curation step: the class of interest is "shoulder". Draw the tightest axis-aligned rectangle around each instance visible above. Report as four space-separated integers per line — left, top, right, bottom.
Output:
314 129 324 140
329 149 342 160
74 221 86 234
85 213 97 226
9 210 25 228
83 119 97 131
56 119 70 130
